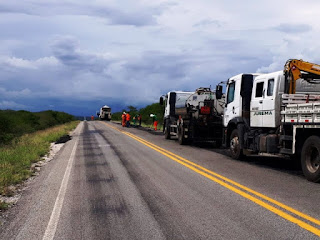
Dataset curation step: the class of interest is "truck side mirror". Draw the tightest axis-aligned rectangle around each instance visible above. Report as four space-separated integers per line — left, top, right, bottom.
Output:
159 97 164 105
216 85 223 99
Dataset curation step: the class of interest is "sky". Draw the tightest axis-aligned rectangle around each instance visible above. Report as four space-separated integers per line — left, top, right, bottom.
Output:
1 0 320 116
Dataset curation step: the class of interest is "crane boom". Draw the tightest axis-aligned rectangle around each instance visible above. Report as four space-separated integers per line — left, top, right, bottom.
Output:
284 59 320 94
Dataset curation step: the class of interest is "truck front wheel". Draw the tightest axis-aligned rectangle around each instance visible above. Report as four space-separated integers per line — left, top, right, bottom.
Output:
301 136 320 182
229 129 243 160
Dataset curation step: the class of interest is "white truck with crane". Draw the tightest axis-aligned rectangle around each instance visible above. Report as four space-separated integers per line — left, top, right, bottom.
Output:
160 87 225 145
97 105 112 121
218 59 320 182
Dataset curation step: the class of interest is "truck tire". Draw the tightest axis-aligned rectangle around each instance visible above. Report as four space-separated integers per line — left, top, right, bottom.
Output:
301 136 320 182
164 120 171 139
229 129 243 160
178 125 187 145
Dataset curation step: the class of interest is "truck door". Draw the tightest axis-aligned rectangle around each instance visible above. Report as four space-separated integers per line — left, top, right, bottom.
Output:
250 79 265 127
164 94 170 117
262 78 276 127
224 80 240 126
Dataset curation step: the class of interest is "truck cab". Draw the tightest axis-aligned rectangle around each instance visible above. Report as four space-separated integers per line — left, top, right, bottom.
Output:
224 72 288 155
98 105 112 121
163 91 194 119
223 74 261 146
161 91 194 139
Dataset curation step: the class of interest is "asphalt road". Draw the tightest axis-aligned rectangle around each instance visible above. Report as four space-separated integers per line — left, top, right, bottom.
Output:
1 120 320 239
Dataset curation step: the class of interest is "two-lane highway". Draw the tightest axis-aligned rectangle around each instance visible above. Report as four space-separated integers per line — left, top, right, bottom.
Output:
1 121 320 239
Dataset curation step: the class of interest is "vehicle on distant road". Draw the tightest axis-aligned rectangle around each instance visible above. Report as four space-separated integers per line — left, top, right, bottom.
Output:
97 105 112 121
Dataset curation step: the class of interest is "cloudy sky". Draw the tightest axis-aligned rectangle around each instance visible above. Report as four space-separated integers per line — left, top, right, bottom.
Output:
1 0 320 116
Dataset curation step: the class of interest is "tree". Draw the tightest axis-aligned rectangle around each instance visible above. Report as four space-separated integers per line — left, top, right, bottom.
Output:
139 103 164 125
127 106 137 114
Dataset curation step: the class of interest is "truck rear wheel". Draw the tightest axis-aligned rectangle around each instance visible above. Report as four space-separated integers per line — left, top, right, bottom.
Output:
301 136 320 182
229 129 243 160
164 121 171 139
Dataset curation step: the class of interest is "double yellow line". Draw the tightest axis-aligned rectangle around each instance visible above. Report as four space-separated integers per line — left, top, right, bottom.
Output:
103 122 320 237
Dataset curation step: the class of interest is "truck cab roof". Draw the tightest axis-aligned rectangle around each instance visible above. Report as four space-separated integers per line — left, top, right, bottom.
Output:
228 73 262 82
166 91 194 95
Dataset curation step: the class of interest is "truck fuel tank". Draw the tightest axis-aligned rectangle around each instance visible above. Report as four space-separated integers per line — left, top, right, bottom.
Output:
259 134 279 153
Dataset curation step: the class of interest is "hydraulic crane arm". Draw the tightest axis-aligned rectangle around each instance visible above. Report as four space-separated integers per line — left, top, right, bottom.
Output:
284 59 320 94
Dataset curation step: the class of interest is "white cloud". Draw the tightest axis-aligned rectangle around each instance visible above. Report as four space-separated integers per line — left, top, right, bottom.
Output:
0 55 60 70
35 56 60 67
3 56 36 69
0 100 27 109
0 88 32 98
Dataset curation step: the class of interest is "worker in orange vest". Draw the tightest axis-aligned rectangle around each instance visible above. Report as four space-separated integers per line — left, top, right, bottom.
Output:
126 112 131 127
153 114 158 131
121 112 126 127
91 115 94 121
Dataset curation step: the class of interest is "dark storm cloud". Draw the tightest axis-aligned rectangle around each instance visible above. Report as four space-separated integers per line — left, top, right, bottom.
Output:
51 37 77 62
51 36 111 73
126 51 189 79
0 32 273 115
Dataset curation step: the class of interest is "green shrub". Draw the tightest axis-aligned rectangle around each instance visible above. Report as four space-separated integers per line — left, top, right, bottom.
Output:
0 121 79 195
0 110 75 145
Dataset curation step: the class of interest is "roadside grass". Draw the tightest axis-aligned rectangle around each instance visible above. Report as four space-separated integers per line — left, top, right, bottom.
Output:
139 122 163 131
0 121 79 197
0 200 9 210
0 110 75 145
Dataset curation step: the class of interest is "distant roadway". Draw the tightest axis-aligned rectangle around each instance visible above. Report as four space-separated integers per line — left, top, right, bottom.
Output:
1 121 320 239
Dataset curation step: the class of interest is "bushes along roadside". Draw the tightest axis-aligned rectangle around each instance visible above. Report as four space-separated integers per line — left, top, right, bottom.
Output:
0 121 79 198
0 110 75 145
